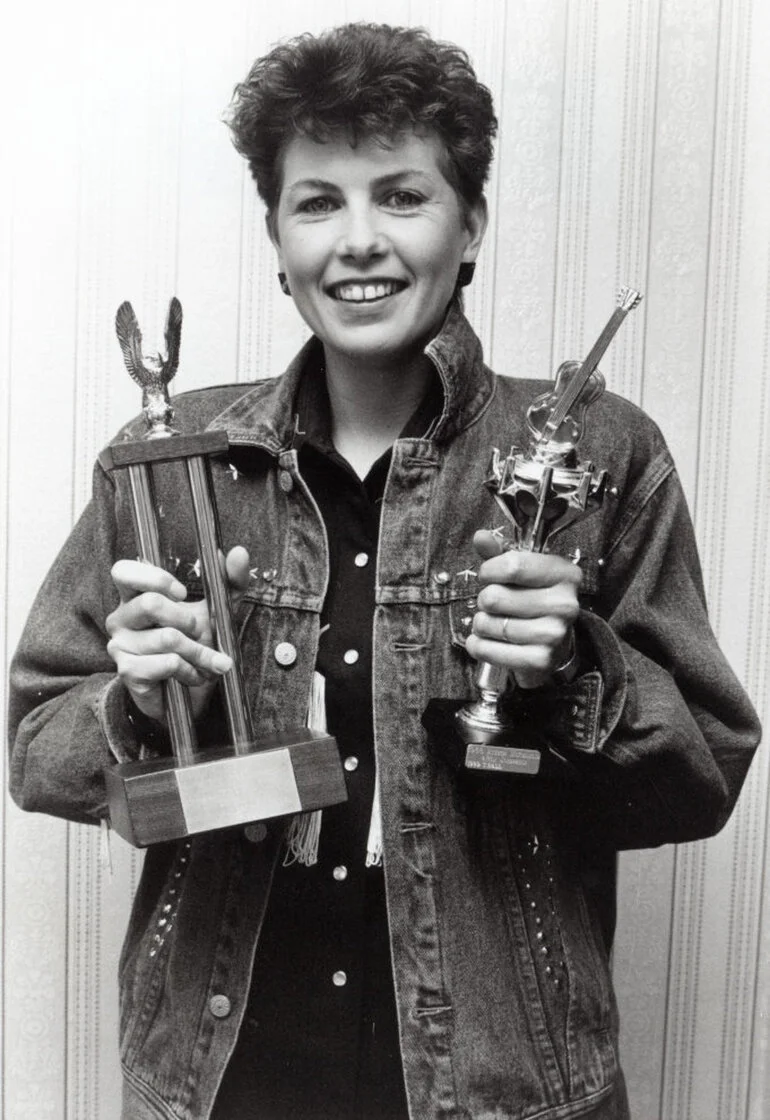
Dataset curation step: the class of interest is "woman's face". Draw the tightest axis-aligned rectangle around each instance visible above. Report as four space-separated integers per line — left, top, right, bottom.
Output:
269 130 487 370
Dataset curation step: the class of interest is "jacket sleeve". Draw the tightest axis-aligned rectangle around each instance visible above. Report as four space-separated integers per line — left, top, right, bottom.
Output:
7 462 150 825
526 458 761 851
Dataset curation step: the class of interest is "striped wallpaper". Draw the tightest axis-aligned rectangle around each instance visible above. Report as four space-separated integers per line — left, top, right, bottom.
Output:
2 1 768 1117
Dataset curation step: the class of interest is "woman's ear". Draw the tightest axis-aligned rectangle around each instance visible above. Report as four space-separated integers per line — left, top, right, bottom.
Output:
462 196 488 263
265 211 281 259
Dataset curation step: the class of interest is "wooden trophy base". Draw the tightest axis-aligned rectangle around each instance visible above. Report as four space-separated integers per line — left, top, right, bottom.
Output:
105 727 347 847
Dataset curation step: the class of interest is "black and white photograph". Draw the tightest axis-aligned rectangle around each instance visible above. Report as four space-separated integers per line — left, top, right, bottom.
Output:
2 2 769 1118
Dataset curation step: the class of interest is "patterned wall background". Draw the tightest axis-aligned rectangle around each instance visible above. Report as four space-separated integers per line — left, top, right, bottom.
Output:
2 1 768 1117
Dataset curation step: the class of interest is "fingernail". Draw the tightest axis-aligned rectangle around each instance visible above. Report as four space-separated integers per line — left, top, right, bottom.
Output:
212 652 233 673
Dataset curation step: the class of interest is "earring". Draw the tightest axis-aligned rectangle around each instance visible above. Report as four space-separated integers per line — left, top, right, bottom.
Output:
278 272 291 296
457 262 476 288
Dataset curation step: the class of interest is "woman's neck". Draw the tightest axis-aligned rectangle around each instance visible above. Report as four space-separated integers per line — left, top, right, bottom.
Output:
323 347 435 479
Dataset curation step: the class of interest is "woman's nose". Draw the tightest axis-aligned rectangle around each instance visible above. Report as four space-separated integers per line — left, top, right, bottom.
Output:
336 205 387 262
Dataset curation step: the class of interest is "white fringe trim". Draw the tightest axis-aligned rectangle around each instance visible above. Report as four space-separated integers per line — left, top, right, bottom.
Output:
283 670 327 867
283 808 322 867
365 771 383 867
283 669 384 869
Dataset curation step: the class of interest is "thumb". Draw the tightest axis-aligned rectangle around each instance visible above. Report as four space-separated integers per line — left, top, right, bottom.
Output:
225 545 252 595
473 529 508 562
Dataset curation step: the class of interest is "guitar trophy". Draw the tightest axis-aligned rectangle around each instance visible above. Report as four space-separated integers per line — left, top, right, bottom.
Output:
100 298 347 846
424 286 642 775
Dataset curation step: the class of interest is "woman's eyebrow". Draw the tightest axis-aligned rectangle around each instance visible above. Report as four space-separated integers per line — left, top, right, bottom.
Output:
284 170 434 198
284 178 339 197
372 170 434 188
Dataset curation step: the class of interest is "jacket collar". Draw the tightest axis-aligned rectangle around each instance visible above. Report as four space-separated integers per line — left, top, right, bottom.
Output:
207 298 495 452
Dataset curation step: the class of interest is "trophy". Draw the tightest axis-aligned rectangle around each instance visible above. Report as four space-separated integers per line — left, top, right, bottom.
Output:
424 286 642 775
100 298 347 846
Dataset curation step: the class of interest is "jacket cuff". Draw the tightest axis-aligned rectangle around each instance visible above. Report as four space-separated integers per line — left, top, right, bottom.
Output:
95 676 169 763
514 608 628 756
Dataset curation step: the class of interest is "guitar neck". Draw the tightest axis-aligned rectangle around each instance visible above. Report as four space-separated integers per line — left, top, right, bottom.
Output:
543 302 637 437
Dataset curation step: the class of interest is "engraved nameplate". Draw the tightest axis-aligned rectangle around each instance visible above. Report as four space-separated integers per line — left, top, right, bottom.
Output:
464 744 541 774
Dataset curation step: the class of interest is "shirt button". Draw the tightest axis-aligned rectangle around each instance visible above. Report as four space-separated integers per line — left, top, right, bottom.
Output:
354 552 369 567
433 570 450 585
274 641 297 666
343 649 359 665
344 756 359 772
209 994 232 1019
278 470 294 492
332 971 347 987
333 865 348 881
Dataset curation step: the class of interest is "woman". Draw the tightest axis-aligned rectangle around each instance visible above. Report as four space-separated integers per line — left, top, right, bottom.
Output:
8 22 760 1120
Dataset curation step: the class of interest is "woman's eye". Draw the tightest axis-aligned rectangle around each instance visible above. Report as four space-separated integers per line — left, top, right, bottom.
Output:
384 189 423 210
297 196 336 215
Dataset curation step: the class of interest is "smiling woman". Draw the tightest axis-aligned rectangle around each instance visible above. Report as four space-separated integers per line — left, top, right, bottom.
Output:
6 19 760 1120
228 22 494 478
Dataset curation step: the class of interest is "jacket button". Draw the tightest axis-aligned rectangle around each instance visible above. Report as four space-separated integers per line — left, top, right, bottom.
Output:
279 470 294 493
209 994 232 1019
344 756 359 772
274 641 297 666
332 970 347 987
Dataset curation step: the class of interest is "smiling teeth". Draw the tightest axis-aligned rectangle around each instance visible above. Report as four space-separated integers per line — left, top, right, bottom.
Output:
334 281 402 302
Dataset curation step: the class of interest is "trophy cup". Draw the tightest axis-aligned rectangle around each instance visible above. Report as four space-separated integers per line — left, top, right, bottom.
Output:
100 298 347 847
424 286 642 775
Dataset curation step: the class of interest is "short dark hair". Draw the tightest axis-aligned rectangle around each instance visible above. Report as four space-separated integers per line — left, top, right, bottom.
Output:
227 22 497 214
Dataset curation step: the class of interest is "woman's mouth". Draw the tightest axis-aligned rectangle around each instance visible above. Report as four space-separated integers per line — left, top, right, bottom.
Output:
327 280 407 303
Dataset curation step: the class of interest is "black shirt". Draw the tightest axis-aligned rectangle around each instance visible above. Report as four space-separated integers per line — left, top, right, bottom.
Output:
211 369 440 1120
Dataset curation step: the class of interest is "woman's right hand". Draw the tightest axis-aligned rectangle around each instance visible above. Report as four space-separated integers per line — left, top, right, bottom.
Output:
105 546 251 723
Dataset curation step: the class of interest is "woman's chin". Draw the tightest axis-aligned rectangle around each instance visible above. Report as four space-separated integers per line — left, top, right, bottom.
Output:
316 306 446 371
324 334 429 372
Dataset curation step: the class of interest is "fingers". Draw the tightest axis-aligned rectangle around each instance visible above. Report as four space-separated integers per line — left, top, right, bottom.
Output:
472 537 582 590
468 610 573 664
112 548 252 601
469 578 577 674
113 652 213 692
106 550 250 723
108 547 253 638
107 626 232 679
468 533 580 687
472 612 573 648
111 559 188 606
465 632 564 677
475 578 580 622
106 612 233 722
106 589 209 641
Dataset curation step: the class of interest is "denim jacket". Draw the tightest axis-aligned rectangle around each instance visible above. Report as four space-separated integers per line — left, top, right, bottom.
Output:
8 303 760 1119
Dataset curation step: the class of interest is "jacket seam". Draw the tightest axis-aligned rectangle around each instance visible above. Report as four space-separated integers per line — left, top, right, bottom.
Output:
604 450 674 559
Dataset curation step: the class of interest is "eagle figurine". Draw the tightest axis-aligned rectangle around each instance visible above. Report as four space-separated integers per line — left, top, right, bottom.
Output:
115 297 183 436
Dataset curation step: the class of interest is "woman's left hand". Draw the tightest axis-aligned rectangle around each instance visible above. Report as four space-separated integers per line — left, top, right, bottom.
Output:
465 529 582 689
